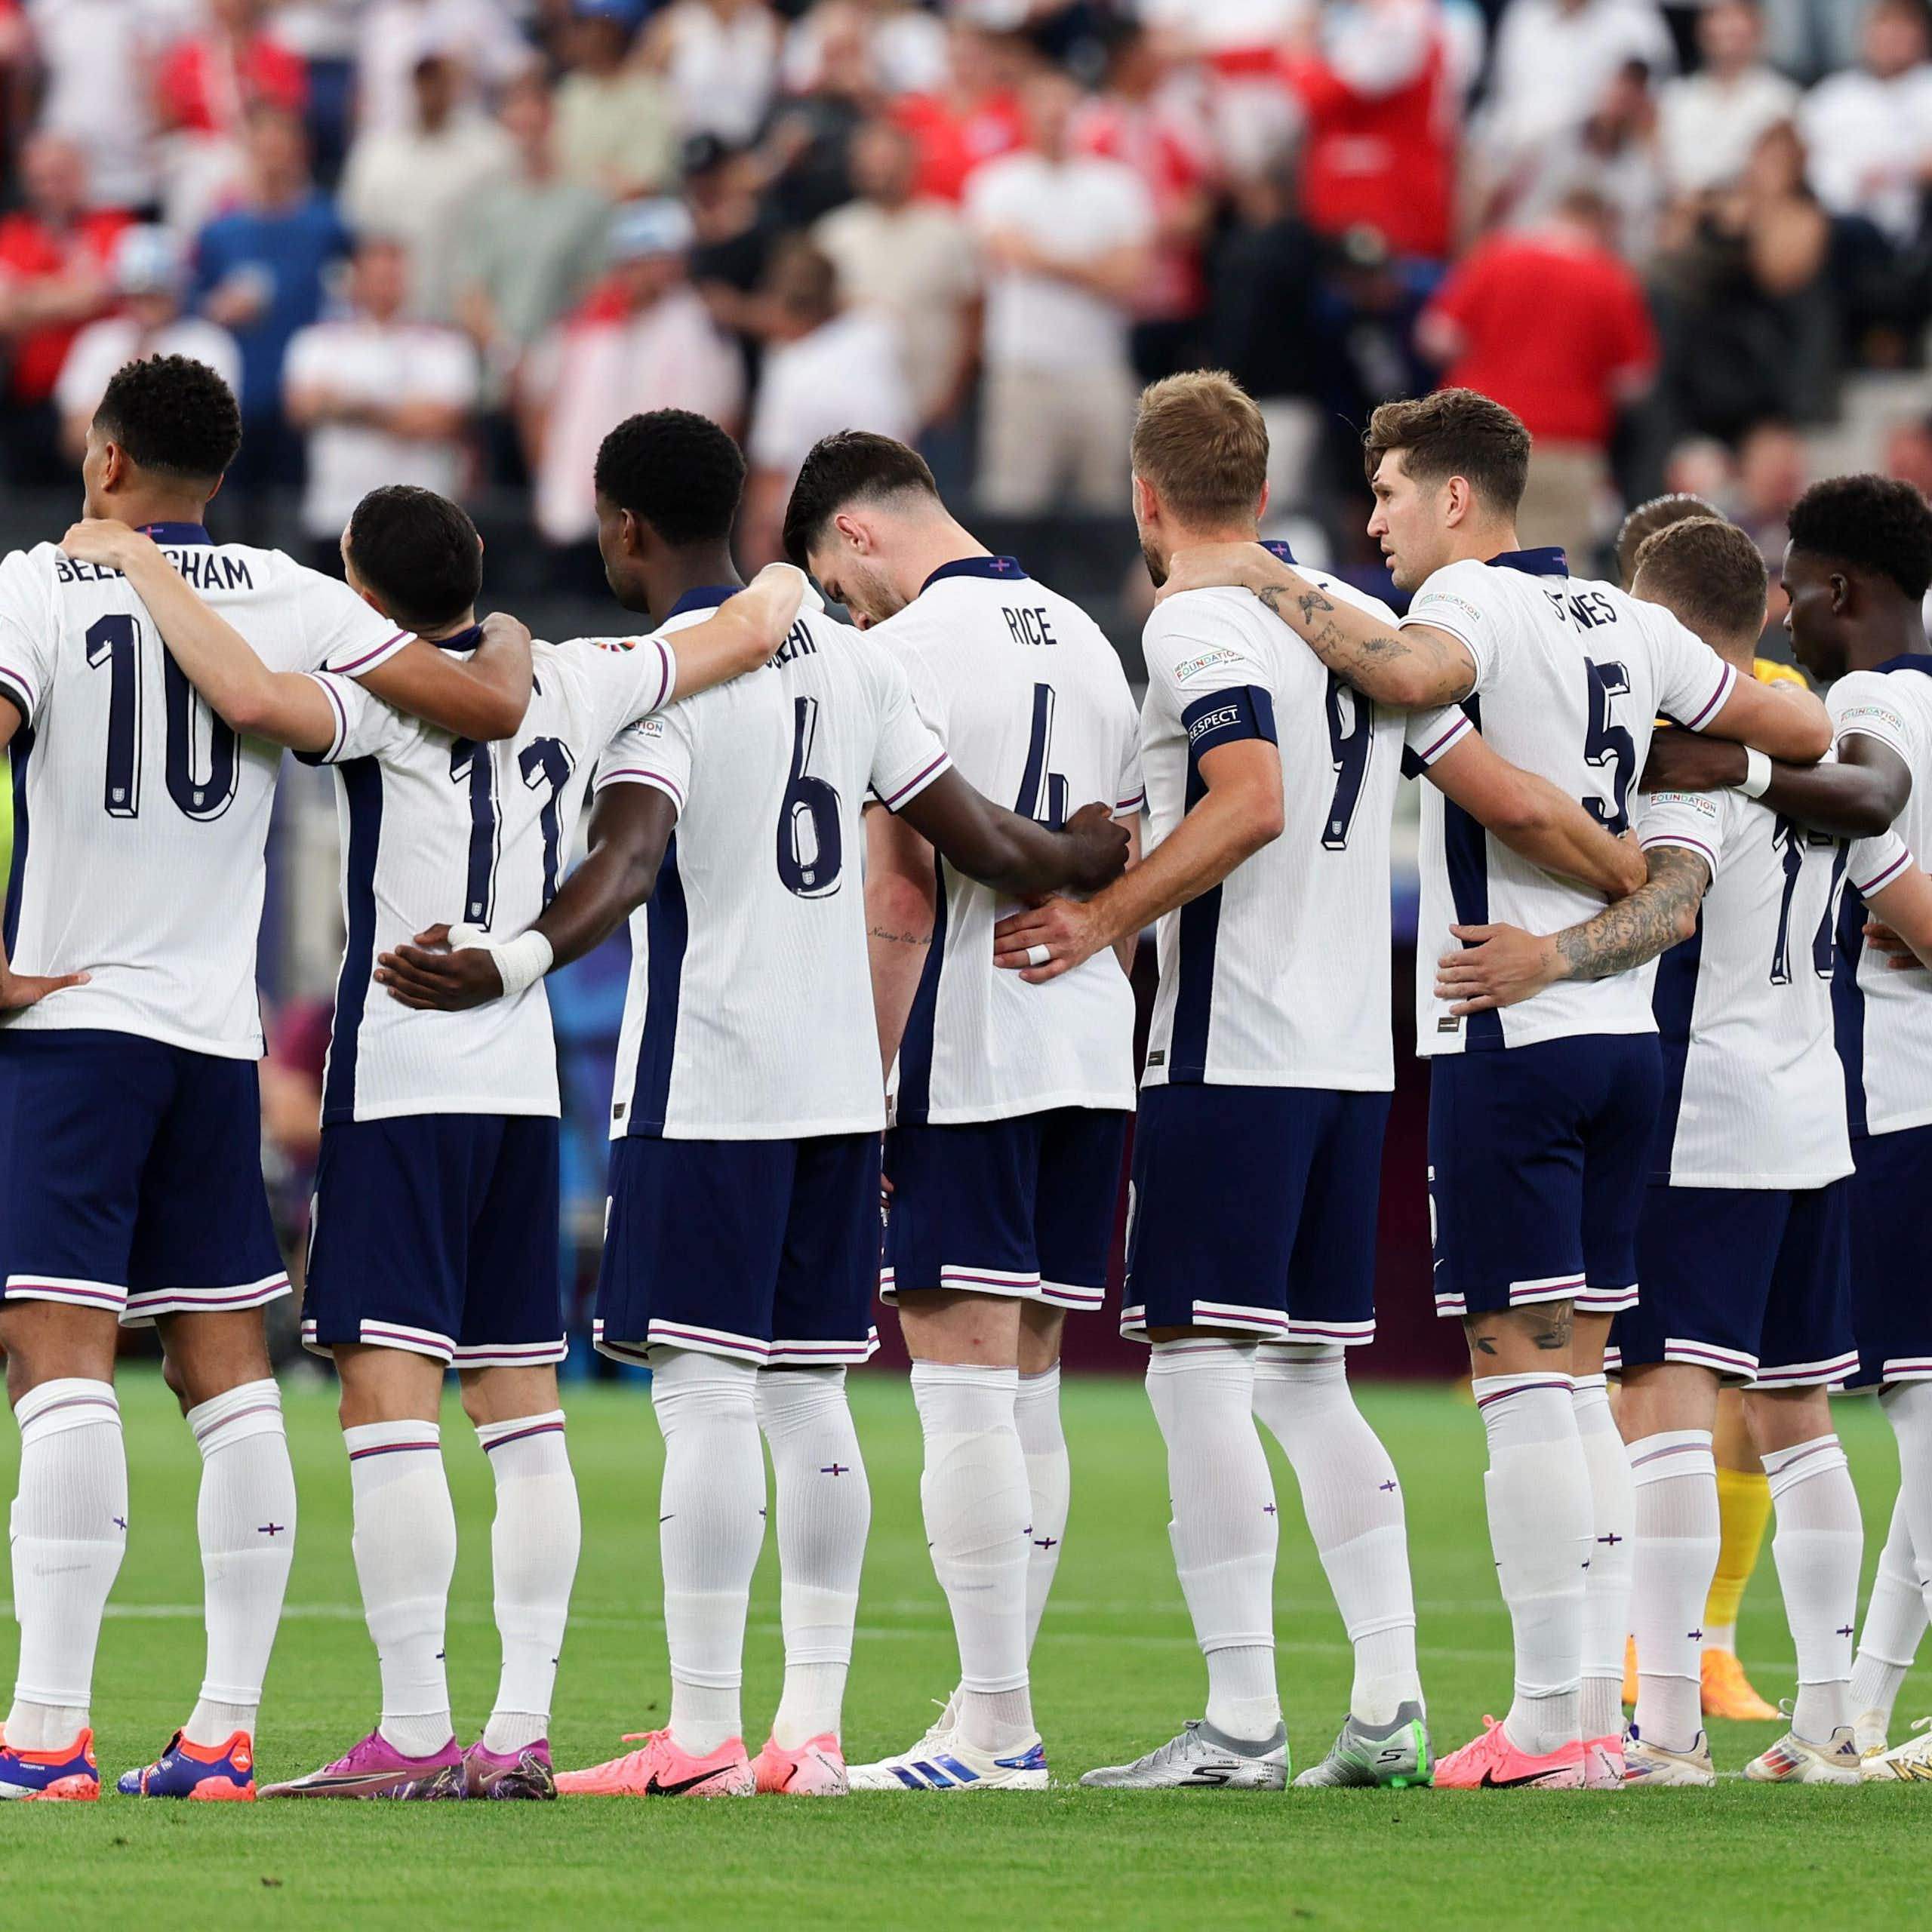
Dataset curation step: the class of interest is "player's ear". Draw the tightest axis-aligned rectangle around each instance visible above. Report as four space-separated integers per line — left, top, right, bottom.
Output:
1829 571 1852 614
1131 472 1156 527
1255 478 1270 524
202 468 225 509
832 509 866 555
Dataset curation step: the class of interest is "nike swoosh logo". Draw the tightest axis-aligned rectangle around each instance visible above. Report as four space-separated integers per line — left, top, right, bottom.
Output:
645 1769 721 1796
1479 1766 1567 1788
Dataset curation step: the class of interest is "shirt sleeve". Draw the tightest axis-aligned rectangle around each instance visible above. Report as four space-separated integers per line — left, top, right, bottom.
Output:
294 669 410 765
870 651 952 813
1635 787 1728 880
417 330 481 408
1647 606 1737 731
1401 703 1474 775
1829 672 1913 763
300 569 414 678
580 634 679 743
595 708 694 818
0 547 56 727
1115 715 1145 816
1142 604 1280 758
1848 829 1912 898
1399 558 1504 693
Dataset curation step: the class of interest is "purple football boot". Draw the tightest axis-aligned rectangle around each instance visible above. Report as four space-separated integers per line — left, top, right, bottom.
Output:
463 1739 557 1799
259 1729 463 1799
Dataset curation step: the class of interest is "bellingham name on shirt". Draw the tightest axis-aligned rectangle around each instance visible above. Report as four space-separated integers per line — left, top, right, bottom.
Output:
56 548 256 592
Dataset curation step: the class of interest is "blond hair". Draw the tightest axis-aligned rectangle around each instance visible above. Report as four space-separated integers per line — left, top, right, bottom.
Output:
1131 371 1269 525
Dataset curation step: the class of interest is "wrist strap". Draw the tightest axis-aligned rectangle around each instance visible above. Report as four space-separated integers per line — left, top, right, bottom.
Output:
1737 747 1773 800
448 924 554 998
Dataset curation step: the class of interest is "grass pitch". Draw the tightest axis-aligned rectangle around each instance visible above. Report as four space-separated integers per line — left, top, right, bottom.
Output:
0 1370 1924 1930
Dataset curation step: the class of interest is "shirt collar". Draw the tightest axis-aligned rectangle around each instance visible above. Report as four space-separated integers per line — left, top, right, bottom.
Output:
1485 546 1569 579
919 555 1028 595
140 521 213 546
1874 651 1932 677
666 584 740 619
428 623 484 655
1260 539 1297 567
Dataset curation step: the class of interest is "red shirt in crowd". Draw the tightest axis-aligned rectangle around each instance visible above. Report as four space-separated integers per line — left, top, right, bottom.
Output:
158 29 308 138
0 208 131 402
1421 226 1657 449
892 88 1024 202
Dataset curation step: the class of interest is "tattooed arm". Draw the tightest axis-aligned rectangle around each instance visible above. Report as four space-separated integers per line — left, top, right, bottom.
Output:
1156 542 1478 709
1431 842 1712 1015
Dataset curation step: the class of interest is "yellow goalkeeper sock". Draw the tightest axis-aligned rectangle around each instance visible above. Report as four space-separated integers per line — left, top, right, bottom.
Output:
1704 1466 1772 1648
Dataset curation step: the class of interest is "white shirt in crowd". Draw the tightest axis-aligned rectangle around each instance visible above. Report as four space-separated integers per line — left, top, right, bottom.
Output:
657 0 782 146
1657 62 1800 194
527 287 744 546
26 0 186 210
55 315 243 430
353 0 536 137
0 532 411 1059
749 308 917 488
1799 60 1932 242
283 315 480 541
964 151 1155 377
303 631 679 1124
1481 0 1675 165
872 556 1143 1126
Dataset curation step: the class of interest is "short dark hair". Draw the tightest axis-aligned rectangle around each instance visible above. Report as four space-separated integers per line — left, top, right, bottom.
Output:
1615 492 1720 589
344 485 482 634
783 431 938 567
1632 516 1768 641
1363 389 1532 516
1786 473 1932 603
594 409 746 546
94 354 242 485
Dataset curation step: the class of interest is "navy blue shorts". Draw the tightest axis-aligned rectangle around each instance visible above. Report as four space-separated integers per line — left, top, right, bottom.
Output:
1428 1034 1663 1320
1847 1124 1932 1387
0 1028 285 1326
302 1115 565 1368
1611 1180 1856 1388
595 1131 881 1367
881 1107 1127 1313
1121 1083 1389 1344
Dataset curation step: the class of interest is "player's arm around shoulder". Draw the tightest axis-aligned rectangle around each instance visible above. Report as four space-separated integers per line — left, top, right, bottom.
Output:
60 518 342 752
355 609 533 743
1694 641 1832 764
659 563 812 701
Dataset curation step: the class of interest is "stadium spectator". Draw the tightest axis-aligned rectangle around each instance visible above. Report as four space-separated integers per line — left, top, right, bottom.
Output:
457 74 611 427
21 0 165 213
0 133 127 485
813 117 978 435
340 53 514 326
1798 0 1932 246
685 132 785 374
284 235 480 563
648 0 783 147
275 0 365 180
1279 0 1462 263
1732 415 1807 563
155 0 307 140
354 0 534 140
1657 0 1800 195
552 0 679 202
1418 185 1657 558
783 0 946 99
193 104 351 495
1315 219 1440 458
55 225 243 462
891 20 1026 203
742 238 915 563
757 0 881 231
1512 57 1669 264
523 198 743 552
964 67 1155 515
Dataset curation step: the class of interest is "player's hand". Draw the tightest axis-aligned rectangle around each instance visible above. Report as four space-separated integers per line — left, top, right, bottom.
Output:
59 518 149 573
1433 922 1564 1014
0 964 90 1010
1154 543 1278 603
477 610 533 656
375 923 506 1010
1060 799 1131 891
731 562 810 661
1864 918 1928 971
993 896 1106 984
1638 731 1746 794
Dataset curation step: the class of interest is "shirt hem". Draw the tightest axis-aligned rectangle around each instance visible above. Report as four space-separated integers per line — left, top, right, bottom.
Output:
913 1086 1139 1124
327 1096 563 1125
1139 1066 1394 1093
611 1112 888 1142
2 1009 263 1060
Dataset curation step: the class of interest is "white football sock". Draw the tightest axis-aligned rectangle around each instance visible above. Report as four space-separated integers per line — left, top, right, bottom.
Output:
183 1379 295 1747
1850 1490 1927 1735
1572 1374 1635 1743
1146 1339 1279 1745
1472 1373 1589 1758
475 1411 579 1756
911 1360 1033 1752
1628 1429 1718 1755
1014 1365 1070 1657
757 1367 870 1750
1252 1343 1420 1724
1763 1433 1862 1745
6 1378 126 1749
651 1347 766 1757
1883 1380 1932 1622
345 1418 456 1758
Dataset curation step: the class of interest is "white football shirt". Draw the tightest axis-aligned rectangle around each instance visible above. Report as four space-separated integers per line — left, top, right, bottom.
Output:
302 629 678 1123
0 526 411 1059
1638 781 1889 1189
603 592 951 1141
872 556 1142 1125
1402 549 1737 1056
1140 553 1471 1092
1829 657 1932 1137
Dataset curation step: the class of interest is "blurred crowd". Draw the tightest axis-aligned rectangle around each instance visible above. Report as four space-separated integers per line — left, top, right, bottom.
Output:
0 0 1929 589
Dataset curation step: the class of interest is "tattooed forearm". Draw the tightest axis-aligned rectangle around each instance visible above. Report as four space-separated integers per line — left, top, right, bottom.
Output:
1552 845 1710 980
868 925 931 947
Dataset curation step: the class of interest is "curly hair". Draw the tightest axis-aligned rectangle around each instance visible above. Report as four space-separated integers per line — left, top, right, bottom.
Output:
345 487 482 635
1786 474 1932 603
94 354 242 485
593 410 745 547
